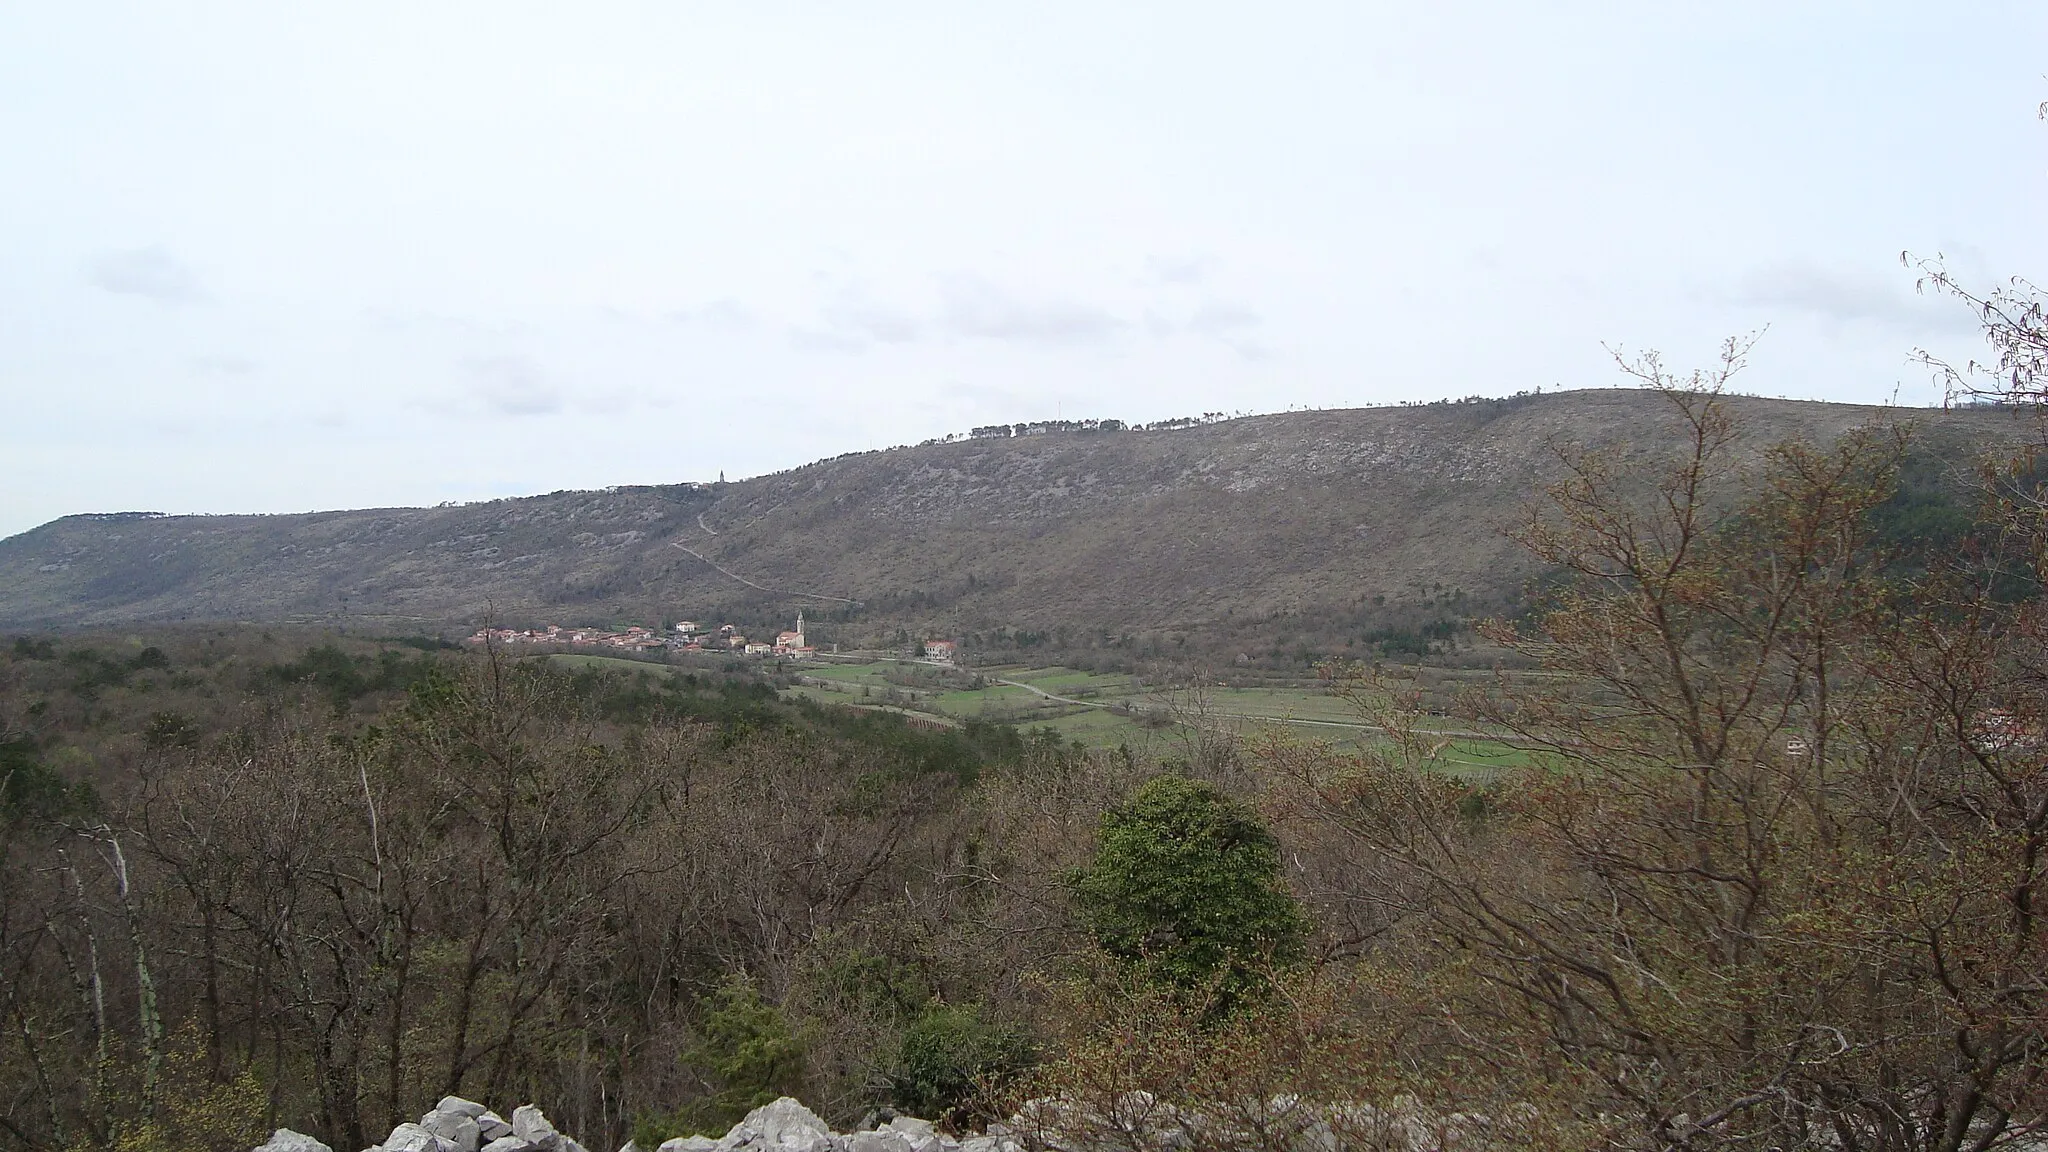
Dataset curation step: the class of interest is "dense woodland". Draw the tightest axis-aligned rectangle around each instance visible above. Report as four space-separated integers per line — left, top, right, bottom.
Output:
8 292 2048 1150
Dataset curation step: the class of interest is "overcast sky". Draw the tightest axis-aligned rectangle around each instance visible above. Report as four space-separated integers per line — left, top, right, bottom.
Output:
3 3 2044 539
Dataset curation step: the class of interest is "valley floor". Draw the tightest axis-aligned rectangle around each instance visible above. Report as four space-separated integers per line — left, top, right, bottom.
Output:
547 651 1545 775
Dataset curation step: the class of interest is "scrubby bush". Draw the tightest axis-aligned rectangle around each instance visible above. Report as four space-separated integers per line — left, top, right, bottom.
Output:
889 1003 1033 1126
670 973 810 1136
1067 774 1306 1014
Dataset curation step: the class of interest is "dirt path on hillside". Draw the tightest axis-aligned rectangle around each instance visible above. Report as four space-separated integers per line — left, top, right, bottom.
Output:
669 541 862 605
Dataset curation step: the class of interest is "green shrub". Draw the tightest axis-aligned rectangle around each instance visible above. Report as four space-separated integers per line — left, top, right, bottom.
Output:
637 972 809 1144
143 710 200 751
1 731 96 822
92 1026 269 1152
1067 774 1307 1013
890 1004 1033 1125
11 636 55 660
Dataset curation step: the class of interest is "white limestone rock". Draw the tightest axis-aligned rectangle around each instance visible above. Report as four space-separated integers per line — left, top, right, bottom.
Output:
843 1132 912 1152
654 1137 718 1152
881 1118 941 1152
724 1098 833 1152
480 1139 535 1152
437 1098 490 1120
512 1106 563 1151
252 1130 334 1152
382 1123 456 1152
421 1110 482 1152
478 1113 514 1141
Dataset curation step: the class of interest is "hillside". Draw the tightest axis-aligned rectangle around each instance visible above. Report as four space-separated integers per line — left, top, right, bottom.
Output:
0 390 2028 647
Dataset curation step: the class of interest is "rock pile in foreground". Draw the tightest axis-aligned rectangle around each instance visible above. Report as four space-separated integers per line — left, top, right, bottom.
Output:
251 1095 598 1152
250 1096 1020 1152
253 1091 1545 1152
647 1098 1014 1152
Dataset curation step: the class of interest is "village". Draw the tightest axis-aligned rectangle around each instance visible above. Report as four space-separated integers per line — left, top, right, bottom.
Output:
465 614 961 664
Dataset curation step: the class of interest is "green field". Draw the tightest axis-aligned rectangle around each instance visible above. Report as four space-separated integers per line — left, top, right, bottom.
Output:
539 652 1544 767
544 653 676 675
800 661 898 685
995 666 1138 694
785 659 1545 764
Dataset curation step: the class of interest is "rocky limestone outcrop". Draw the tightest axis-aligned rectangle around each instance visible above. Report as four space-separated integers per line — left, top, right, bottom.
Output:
255 1091 1530 1152
647 1098 1019 1152
253 1095 593 1152
250 1097 1008 1152
253 1131 339 1152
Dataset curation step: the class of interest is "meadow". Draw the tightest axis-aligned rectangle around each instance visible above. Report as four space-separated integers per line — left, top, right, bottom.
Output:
778 656 1541 769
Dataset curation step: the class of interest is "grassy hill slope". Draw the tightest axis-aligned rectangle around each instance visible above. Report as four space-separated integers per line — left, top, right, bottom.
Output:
1 390 2026 645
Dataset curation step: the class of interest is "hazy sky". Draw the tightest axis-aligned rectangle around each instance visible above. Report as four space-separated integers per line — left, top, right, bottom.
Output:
3 3 2044 538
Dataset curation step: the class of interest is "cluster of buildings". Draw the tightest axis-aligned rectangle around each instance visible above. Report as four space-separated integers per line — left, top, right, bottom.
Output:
464 616 970 666
466 614 819 659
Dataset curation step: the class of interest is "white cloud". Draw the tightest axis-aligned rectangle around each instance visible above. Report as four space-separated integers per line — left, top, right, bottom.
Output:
462 356 562 417
1727 264 1980 336
936 275 1125 345
87 247 204 304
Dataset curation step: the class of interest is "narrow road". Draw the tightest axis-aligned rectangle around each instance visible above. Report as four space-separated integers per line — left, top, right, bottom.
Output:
669 541 862 605
697 512 718 536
